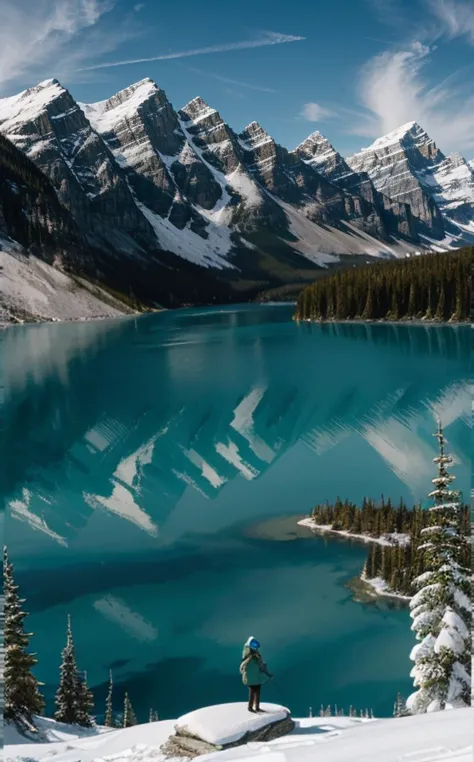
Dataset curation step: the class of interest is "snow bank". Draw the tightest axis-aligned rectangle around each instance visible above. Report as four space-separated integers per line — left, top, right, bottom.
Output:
5 708 471 762
175 702 289 746
198 708 472 761
298 519 410 547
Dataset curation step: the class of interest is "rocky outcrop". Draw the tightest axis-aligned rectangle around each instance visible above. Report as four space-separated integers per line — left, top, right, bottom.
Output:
161 713 295 758
0 80 156 256
347 123 447 240
426 152 474 230
0 132 87 267
295 131 418 241
239 122 388 239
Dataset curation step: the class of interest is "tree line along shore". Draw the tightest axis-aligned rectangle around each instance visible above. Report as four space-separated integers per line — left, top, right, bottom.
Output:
294 247 472 322
305 496 470 597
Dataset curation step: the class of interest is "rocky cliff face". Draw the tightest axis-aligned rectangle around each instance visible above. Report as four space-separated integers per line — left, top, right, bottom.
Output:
295 131 417 241
347 123 451 241
1 78 471 315
0 80 157 257
238 122 388 239
0 131 86 266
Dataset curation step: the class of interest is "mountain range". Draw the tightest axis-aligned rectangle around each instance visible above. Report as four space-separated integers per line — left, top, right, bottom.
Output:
1 77 473 320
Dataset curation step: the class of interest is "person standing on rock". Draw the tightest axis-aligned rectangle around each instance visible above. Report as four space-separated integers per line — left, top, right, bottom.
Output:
240 636 273 713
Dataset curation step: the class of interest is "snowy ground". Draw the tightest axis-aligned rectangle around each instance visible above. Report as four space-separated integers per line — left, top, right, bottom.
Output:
297 519 410 547
0 244 135 325
5 706 471 762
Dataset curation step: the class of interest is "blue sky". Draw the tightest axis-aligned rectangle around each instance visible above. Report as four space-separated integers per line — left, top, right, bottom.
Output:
1 0 473 157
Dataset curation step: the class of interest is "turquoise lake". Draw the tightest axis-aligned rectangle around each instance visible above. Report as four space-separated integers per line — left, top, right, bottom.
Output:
2 305 470 722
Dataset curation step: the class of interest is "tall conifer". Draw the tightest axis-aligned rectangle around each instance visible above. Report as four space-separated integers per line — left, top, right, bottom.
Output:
407 423 471 713
4 547 45 724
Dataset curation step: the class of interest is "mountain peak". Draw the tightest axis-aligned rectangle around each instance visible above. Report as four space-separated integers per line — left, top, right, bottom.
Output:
297 130 333 154
0 78 68 130
239 122 273 150
81 78 166 130
181 96 217 124
299 130 324 144
37 78 61 88
360 121 433 154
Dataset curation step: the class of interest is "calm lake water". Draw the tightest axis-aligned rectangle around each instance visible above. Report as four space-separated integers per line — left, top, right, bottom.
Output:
2 305 470 722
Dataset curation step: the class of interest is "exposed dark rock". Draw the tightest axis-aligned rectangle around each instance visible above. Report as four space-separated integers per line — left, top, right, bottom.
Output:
161 714 295 758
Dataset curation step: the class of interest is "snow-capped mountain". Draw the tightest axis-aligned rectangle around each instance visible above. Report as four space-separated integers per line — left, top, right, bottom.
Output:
0 79 472 315
295 131 417 240
0 79 155 256
0 131 137 323
347 122 474 247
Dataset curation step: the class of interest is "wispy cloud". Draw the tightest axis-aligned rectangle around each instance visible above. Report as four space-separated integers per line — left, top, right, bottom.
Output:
353 41 474 152
180 63 277 93
300 102 334 121
426 0 474 43
0 0 139 90
79 30 305 71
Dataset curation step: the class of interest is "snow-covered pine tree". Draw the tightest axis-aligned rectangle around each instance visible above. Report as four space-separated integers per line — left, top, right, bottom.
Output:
407 423 471 713
75 671 94 728
55 615 80 724
105 671 114 727
123 693 137 727
393 692 410 717
4 547 45 725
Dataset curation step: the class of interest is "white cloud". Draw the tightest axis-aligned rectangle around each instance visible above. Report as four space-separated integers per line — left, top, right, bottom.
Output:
79 30 305 71
353 41 474 153
426 0 474 44
0 0 139 90
133 2 145 10
300 102 334 121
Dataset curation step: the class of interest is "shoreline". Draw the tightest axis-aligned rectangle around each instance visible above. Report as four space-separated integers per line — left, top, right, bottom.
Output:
0 308 165 331
1 298 464 330
297 518 410 547
347 575 411 605
293 316 468 326
298 518 412 604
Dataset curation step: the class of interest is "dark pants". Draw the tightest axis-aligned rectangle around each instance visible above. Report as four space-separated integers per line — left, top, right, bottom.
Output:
248 684 261 711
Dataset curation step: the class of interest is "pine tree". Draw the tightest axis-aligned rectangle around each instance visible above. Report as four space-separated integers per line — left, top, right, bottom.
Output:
407 423 471 713
105 671 114 728
123 693 137 727
75 671 94 728
4 547 45 724
393 693 410 717
55 616 80 724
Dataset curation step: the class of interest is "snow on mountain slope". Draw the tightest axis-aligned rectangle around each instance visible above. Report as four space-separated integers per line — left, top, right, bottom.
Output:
347 122 474 246
274 199 420 264
82 82 237 267
295 132 417 241
0 79 155 255
5 707 471 762
0 239 136 324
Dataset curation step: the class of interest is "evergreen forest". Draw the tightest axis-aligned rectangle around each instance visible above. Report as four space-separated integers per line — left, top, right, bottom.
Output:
310 497 471 596
295 247 472 322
